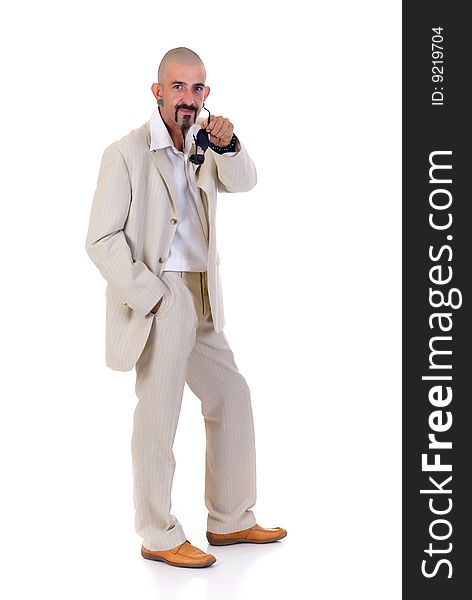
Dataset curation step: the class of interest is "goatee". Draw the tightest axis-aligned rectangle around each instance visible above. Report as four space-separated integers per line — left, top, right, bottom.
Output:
181 123 191 141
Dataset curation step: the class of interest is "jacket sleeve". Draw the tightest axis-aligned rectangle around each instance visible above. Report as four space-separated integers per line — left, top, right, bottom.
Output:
213 138 257 193
85 143 167 317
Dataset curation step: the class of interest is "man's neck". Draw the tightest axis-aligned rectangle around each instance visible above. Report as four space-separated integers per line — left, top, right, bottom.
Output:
167 124 185 152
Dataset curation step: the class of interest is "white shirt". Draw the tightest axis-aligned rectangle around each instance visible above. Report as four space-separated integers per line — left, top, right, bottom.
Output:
149 107 209 272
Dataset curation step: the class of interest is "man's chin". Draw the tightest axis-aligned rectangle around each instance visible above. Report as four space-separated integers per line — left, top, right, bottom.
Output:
177 111 195 127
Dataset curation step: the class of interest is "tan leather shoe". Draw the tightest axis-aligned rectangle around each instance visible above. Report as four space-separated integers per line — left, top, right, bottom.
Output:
206 524 287 545
141 540 216 568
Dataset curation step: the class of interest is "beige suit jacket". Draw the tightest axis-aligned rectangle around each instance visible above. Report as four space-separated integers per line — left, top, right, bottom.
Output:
85 116 257 371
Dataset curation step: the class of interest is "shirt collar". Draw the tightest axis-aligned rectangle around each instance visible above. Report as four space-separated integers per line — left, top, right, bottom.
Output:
149 107 203 155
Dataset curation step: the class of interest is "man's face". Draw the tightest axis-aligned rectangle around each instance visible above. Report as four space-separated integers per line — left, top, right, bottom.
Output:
154 62 210 131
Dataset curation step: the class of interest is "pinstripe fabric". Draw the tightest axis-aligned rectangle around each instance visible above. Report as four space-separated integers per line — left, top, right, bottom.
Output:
132 271 257 551
85 119 257 372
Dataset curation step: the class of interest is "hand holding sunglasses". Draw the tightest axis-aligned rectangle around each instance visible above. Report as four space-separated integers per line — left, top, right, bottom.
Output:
189 107 236 164
189 106 211 165
202 115 234 147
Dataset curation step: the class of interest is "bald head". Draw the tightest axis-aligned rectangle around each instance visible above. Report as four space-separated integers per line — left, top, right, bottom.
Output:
152 47 210 141
158 47 205 83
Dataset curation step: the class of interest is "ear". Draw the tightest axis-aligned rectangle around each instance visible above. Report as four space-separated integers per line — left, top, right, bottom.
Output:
151 82 163 103
204 86 211 102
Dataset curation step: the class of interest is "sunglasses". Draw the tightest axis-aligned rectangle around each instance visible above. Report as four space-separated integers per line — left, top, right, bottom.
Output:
189 105 211 165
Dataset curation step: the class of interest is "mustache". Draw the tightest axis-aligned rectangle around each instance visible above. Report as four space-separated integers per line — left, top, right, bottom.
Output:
176 104 197 112
174 104 197 124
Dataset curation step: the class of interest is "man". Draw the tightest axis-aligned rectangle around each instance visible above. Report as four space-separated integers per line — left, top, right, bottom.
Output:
85 47 287 569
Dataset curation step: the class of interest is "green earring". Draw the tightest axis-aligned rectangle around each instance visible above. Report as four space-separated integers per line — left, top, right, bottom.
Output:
157 98 164 106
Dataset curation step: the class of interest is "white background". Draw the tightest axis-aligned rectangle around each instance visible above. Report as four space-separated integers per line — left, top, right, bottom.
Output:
0 1 401 598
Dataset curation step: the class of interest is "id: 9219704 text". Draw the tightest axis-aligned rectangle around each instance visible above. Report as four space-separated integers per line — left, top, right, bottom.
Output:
431 27 445 106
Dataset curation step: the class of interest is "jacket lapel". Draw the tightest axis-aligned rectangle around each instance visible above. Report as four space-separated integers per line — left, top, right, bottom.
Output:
194 159 212 197
149 149 179 217
145 121 179 217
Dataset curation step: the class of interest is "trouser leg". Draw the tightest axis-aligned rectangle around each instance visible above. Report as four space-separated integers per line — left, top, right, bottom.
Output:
182 272 258 534
131 271 197 551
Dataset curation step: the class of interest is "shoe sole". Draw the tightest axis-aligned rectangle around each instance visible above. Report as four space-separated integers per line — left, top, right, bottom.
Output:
206 531 287 546
141 549 216 568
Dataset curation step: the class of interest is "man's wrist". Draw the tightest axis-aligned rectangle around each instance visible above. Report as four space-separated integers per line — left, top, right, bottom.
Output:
209 134 238 154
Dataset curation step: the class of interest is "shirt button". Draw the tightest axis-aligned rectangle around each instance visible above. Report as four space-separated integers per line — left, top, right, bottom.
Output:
170 218 178 225
159 257 166 263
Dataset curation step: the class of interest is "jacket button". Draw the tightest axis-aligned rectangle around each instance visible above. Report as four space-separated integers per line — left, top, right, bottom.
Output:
159 257 165 263
170 218 178 225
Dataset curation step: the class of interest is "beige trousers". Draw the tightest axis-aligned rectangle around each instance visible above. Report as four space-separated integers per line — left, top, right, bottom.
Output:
131 270 257 551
